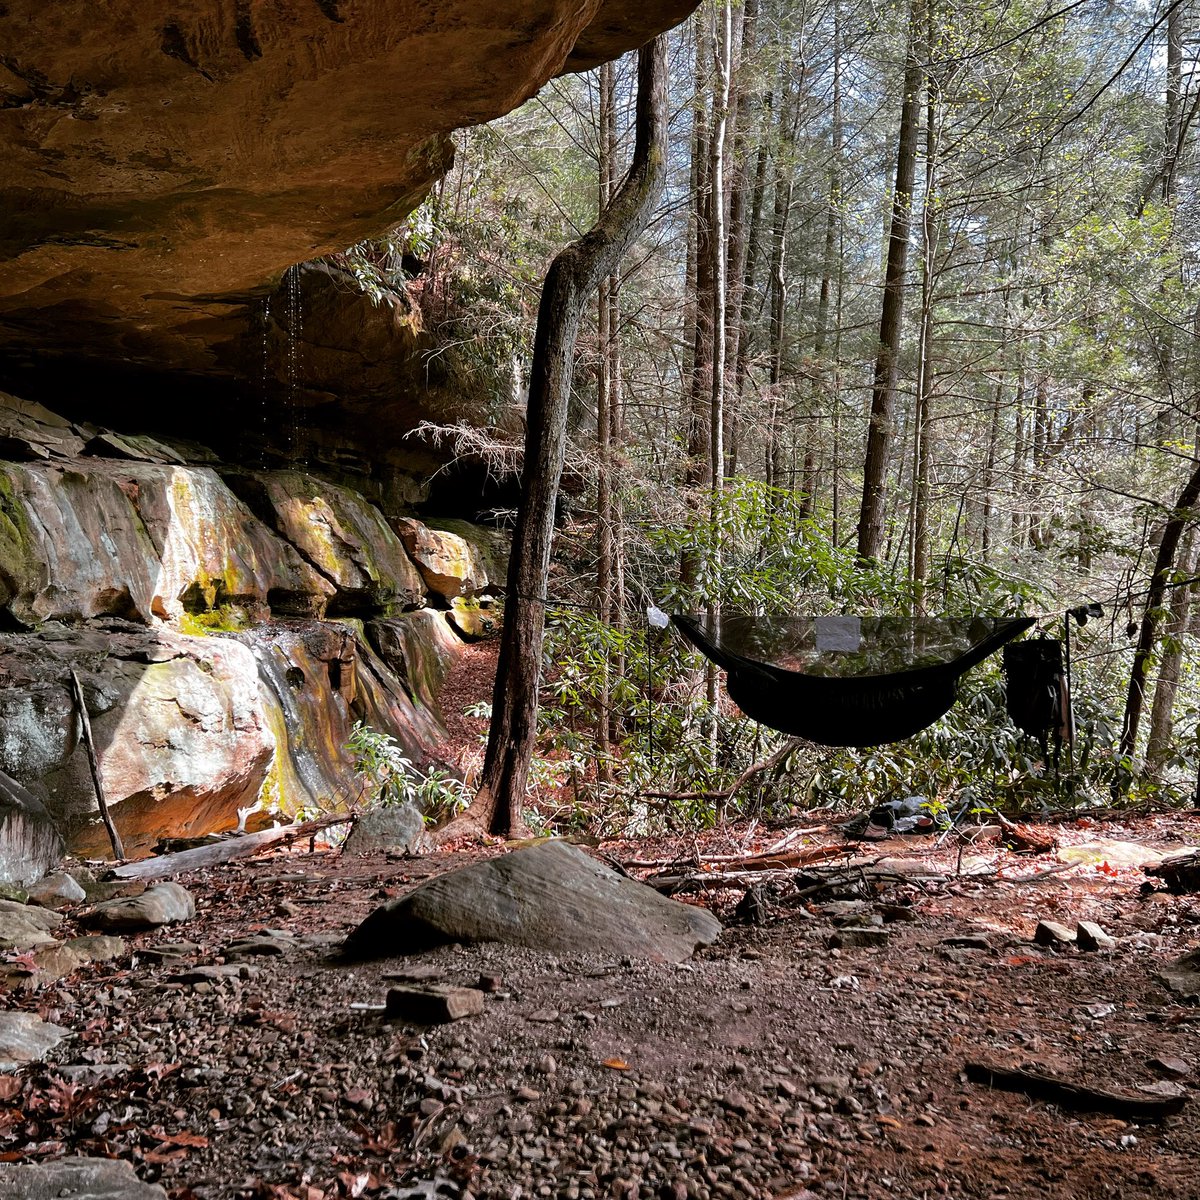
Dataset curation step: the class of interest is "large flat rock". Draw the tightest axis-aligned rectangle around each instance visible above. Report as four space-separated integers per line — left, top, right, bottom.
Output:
345 839 721 963
0 1010 70 1070
0 1157 166 1199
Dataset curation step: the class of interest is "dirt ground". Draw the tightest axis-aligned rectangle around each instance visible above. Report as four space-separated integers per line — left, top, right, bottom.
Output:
5 809 1200 1200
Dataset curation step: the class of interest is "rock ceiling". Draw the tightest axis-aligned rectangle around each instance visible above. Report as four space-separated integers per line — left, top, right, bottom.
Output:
0 1 694 416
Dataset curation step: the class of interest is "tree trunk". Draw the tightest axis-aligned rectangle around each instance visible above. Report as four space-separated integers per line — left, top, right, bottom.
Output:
910 60 940 608
681 14 713 593
1119 459 1200 769
765 77 796 492
722 0 758 481
856 0 926 561
596 57 619 772
1147 538 1196 774
443 37 668 840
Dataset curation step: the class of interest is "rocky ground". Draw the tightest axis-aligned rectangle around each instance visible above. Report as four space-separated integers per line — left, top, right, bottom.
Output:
3 813 1200 1200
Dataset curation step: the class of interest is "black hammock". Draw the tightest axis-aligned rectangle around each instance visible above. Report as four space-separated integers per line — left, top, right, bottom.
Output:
672 612 1036 747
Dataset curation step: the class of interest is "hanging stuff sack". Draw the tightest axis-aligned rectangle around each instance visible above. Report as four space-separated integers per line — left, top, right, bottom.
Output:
1003 638 1070 746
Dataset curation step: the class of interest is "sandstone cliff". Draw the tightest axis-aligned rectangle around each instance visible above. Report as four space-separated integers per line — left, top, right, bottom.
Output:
0 392 504 868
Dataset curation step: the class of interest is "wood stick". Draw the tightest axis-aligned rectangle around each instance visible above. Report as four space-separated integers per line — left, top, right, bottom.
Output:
642 737 804 803
107 813 351 880
964 1061 1186 1120
69 668 124 860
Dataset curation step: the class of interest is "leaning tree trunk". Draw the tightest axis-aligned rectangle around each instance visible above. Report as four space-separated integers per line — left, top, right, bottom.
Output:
1147 537 1196 773
442 37 668 840
1119 459 1200 769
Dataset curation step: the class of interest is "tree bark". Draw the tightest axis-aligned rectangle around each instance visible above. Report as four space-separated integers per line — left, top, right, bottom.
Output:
1147 538 1196 773
1119 459 1200 767
856 0 925 561
443 38 668 840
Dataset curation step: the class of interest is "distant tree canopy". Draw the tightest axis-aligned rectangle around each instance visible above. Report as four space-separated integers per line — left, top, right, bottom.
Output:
365 0 1200 833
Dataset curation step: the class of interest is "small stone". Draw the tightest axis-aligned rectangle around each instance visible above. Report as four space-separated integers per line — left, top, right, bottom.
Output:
0 1157 166 1199
67 934 126 963
385 985 485 1024
1033 919 1076 947
515 1086 540 1102
828 927 889 949
477 973 502 993
137 941 202 964
813 1076 851 1099
0 1011 71 1070
221 935 296 960
1076 921 1115 951
167 965 242 984
537 1054 557 1075
1148 1055 1191 1079
940 935 992 950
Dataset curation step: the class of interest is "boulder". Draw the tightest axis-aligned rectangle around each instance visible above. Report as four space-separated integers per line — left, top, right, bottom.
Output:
0 460 333 628
0 1011 71 1070
0 626 277 858
26 871 86 908
343 804 426 856
224 471 425 614
0 394 85 462
345 839 721 963
0 897 62 951
0 942 85 993
392 518 489 600
0 769 63 887
67 935 126 964
236 620 446 818
0 1157 166 1200
82 882 195 931
424 519 509 590
447 596 500 641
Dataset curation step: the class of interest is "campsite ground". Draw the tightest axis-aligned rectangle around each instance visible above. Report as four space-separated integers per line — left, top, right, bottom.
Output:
5 809 1200 1200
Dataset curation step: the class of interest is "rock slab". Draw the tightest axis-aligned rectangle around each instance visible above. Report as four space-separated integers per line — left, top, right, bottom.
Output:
0 1010 71 1070
345 839 721 963
0 1156 166 1199
83 882 195 931
0 769 63 888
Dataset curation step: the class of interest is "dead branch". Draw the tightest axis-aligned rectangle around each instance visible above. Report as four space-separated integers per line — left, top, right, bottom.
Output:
965 1061 1186 1120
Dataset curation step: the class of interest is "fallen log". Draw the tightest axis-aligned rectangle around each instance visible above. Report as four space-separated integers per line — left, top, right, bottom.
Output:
105 813 352 880
965 1061 1186 1120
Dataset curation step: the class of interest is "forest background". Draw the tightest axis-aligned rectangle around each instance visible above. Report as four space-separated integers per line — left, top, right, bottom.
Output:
343 0 1200 834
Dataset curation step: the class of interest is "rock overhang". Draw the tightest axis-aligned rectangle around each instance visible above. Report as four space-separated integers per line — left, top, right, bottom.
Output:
0 0 697 421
